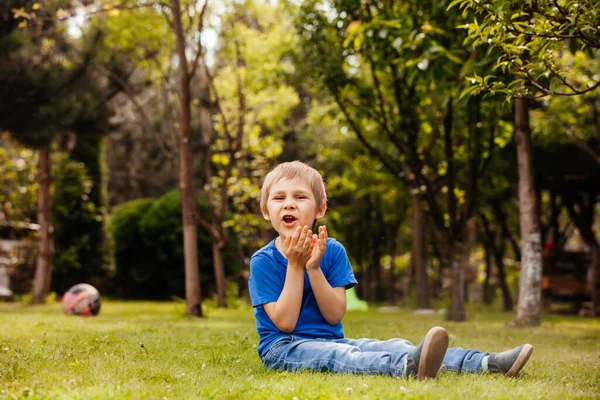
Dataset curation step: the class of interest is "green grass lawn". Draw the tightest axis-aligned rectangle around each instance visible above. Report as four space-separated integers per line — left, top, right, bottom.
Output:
1 300 599 399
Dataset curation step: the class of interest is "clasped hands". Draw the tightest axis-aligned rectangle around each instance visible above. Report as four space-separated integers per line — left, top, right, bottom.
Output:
283 225 328 271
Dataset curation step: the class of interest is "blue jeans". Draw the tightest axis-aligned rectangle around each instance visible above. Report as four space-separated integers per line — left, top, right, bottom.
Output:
261 336 489 376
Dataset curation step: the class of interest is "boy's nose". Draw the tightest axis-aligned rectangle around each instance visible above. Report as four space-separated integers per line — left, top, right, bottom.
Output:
283 200 295 209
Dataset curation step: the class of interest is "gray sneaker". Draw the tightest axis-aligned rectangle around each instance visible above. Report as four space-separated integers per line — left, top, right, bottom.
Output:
406 326 449 380
488 344 534 376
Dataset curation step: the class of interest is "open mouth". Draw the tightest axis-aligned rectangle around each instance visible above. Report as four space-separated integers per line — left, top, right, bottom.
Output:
282 215 297 226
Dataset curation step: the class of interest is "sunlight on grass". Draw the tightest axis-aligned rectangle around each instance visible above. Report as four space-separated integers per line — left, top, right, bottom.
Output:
1 301 599 399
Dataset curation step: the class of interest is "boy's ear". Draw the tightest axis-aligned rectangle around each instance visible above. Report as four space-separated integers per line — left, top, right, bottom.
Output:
315 202 327 219
262 210 271 221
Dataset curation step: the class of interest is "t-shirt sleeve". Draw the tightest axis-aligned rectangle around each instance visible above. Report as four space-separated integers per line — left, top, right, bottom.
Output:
248 254 283 308
325 239 358 290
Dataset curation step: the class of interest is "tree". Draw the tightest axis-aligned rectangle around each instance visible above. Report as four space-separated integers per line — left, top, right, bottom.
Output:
297 99 413 305
298 0 509 320
1 1 110 303
168 0 204 316
196 0 299 307
453 0 600 100
453 0 600 325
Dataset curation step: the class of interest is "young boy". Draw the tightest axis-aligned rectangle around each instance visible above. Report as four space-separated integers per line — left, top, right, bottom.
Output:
248 161 533 380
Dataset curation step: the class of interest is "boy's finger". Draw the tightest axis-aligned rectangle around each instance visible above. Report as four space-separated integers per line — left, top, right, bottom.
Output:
296 226 308 247
290 226 302 246
302 228 313 248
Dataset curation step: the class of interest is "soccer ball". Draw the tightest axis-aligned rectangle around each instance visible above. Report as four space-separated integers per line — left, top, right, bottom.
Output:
62 283 102 316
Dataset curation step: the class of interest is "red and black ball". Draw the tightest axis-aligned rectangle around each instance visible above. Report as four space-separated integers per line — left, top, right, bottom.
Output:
62 283 101 316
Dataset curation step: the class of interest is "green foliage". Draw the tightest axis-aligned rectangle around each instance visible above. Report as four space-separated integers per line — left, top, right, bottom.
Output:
1 301 599 399
52 154 108 295
296 0 510 245
110 198 155 298
110 190 242 299
95 0 175 82
1 0 111 148
0 133 38 228
452 0 600 100
210 0 299 249
531 91 600 145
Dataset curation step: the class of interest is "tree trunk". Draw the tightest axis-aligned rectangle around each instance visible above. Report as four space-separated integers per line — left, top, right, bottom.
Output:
212 233 227 308
412 194 429 308
171 0 202 317
461 220 478 305
482 238 494 305
372 200 384 301
495 248 514 312
514 96 543 326
590 248 599 317
122 131 133 202
32 146 55 304
387 220 401 306
448 246 466 321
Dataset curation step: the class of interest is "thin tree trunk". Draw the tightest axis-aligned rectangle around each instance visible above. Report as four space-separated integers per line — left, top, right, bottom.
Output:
495 246 514 312
373 199 384 301
448 245 466 321
123 132 133 202
460 220 477 306
32 146 55 304
514 96 543 326
387 219 401 306
591 249 599 317
412 194 429 308
212 233 227 308
482 237 493 305
171 0 202 317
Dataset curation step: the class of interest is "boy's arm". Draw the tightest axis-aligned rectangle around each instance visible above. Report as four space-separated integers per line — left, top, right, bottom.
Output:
306 226 348 325
263 226 314 333
307 270 347 325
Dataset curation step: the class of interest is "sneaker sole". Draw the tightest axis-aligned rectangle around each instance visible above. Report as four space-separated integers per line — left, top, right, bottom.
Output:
417 326 449 380
506 343 533 377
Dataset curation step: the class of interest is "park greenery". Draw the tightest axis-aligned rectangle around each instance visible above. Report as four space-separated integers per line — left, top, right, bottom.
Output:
0 0 599 329
1 1 600 397
0 301 599 399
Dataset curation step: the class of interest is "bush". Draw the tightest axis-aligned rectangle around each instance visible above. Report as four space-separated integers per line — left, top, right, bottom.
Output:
111 189 242 299
110 198 155 298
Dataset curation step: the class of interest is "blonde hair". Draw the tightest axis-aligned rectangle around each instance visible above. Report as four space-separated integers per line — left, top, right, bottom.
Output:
260 161 327 216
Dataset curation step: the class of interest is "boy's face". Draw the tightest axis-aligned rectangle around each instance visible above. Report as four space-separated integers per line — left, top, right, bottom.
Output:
263 177 326 240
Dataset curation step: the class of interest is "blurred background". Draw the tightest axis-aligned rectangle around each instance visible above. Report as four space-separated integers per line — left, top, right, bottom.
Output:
1 0 598 324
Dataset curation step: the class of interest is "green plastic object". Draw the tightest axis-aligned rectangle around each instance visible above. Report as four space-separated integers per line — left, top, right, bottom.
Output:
346 287 368 311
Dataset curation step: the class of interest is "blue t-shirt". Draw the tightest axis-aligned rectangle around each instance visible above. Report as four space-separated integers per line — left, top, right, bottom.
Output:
248 238 357 357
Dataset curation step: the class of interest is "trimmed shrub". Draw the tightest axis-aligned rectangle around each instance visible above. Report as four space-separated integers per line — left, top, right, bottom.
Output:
111 189 241 299
110 198 155 298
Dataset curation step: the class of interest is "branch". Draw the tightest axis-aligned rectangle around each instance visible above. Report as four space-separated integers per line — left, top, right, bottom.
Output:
366 54 394 139
515 61 600 97
333 92 406 181
98 66 176 171
444 98 457 226
477 122 496 179
463 98 482 225
189 0 209 79
33 2 169 23
234 38 246 154
203 59 233 141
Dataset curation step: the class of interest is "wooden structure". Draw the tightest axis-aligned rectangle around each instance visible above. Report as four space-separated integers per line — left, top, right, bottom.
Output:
542 250 599 315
